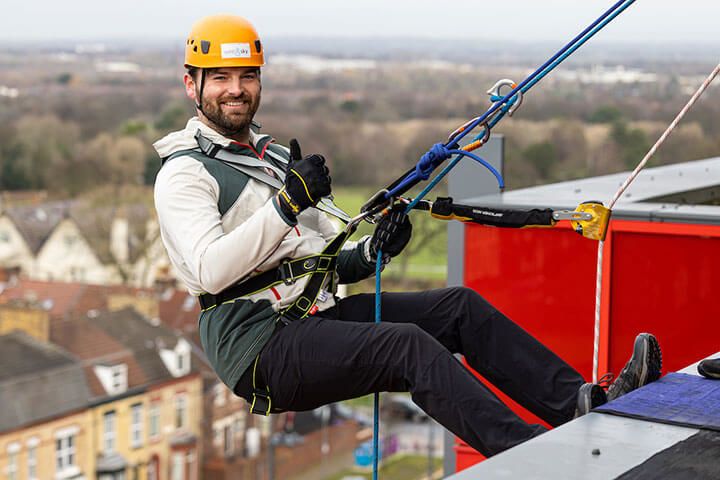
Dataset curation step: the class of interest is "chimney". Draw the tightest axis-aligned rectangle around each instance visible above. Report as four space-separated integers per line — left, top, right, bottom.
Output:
111 215 129 264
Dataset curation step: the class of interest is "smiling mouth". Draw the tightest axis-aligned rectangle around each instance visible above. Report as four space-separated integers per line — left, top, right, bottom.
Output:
222 101 248 109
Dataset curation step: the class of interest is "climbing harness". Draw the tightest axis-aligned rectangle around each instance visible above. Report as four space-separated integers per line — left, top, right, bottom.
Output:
166 131 362 415
591 62 720 383
191 130 352 223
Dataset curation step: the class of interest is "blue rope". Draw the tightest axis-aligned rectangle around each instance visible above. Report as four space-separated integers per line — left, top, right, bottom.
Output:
471 0 637 145
369 3 638 477
383 0 636 200
451 0 635 148
403 150 502 213
373 249 383 480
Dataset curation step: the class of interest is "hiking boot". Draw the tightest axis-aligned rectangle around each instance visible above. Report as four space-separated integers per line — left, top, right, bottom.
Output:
606 333 662 402
698 358 720 379
574 382 607 418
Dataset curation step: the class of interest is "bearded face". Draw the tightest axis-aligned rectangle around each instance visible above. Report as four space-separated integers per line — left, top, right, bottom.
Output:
192 67 262 139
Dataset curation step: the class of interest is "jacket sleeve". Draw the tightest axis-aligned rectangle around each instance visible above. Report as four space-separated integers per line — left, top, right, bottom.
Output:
316 210 376 284
154 157 294 294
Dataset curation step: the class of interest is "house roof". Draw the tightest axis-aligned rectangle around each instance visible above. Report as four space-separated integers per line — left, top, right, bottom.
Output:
89 308 204 385
3 200 155 263
0 279 87 318
158 288 202 343
4 201 72 254
0 279 153 319
51 315 147 398
0 331 90 431
463 156 720 224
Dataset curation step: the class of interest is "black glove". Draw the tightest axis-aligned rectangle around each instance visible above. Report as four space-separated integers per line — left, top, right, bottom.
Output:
277 138 332 218
370 204 412 258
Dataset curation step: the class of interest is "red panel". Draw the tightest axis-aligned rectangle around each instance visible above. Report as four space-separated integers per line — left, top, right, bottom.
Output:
464 222 600 378
455 219 720 472
608 229 720 375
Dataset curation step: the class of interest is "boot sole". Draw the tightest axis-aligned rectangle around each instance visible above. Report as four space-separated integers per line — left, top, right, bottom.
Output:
636 333 662 387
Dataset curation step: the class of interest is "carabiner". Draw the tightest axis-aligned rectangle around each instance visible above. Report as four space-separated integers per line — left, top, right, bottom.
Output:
486 78 524 117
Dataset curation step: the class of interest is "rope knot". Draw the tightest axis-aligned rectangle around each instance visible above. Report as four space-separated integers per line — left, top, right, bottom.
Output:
417 143 451 180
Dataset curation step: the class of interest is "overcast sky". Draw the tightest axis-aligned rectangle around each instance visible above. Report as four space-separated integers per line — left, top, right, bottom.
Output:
2 0 719 45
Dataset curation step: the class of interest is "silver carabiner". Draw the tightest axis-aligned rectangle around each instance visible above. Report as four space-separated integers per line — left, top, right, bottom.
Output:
487 78 524 117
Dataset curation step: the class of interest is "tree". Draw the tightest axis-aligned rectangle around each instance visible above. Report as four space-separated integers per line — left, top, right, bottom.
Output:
9 114 81 192
588 106 623 124
523 142 556 180
610 120 650 169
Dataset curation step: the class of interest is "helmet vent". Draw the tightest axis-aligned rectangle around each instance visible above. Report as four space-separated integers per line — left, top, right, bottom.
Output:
255 40 262 53
201 40 211 54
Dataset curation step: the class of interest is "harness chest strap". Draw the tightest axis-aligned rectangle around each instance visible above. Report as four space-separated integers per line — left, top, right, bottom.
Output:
194 130 352 223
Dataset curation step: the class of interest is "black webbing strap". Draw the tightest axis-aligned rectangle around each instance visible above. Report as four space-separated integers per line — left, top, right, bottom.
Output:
278 228 351 323
428 196 555 228
250 354 272 415
194 130 352 223
199 253 337 310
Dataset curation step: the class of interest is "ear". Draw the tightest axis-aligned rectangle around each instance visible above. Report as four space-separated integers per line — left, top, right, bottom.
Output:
183 73 197 103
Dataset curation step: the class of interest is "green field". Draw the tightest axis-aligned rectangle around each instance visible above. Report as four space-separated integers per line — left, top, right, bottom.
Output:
332 186 448 284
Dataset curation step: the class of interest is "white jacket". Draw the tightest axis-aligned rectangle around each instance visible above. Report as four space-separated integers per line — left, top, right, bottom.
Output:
153 118 372 312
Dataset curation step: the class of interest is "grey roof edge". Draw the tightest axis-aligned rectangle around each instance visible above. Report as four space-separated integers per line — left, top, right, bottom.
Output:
457 156 720 223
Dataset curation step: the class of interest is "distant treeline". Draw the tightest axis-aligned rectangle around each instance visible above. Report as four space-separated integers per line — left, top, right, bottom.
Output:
1 63 719 195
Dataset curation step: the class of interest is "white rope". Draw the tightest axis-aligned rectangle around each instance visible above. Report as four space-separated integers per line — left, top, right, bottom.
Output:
592 62 720 383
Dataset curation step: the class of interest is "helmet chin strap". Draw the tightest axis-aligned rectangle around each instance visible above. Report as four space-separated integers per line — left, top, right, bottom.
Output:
195 69 206 113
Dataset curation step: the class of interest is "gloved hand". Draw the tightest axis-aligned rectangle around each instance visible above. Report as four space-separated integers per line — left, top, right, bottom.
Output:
277 138 332 218
370 204 412 258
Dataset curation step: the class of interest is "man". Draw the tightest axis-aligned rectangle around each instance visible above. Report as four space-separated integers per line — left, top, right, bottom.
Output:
153 14 662 457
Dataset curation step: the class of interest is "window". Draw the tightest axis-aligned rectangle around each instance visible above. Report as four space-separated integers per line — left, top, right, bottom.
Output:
103 410 116 452
147 456 159 480
110 365 128 392
131 403 143 448
175 394 188 429
0 231 10 243
27 438 39 480
224 424 234 456
177 351 187 372
171 453 185 480
6 446 18 480
149 403 160 439
213 383 226 407
55 432 76 473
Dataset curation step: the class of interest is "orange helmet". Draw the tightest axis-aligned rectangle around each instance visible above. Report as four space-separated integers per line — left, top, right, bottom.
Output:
185 15 265 69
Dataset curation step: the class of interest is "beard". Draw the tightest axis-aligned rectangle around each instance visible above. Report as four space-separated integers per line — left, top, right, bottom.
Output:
200 92 261 138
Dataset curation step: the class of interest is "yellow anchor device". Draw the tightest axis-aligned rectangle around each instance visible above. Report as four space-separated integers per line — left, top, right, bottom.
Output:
569 201 612 241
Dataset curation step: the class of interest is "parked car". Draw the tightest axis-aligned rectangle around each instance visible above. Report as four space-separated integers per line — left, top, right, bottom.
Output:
383 395 428 422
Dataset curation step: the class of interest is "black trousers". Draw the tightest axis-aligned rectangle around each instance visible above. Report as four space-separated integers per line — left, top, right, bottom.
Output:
235 287 584 457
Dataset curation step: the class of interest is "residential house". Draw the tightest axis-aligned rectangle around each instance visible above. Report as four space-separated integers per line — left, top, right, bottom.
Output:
0 307 205 480
0 201 172 289
54 308 205 480
0 331 94 480
0 279 363 479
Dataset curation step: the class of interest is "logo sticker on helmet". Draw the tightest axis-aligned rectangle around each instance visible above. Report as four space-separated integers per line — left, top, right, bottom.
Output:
221 43 251 59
